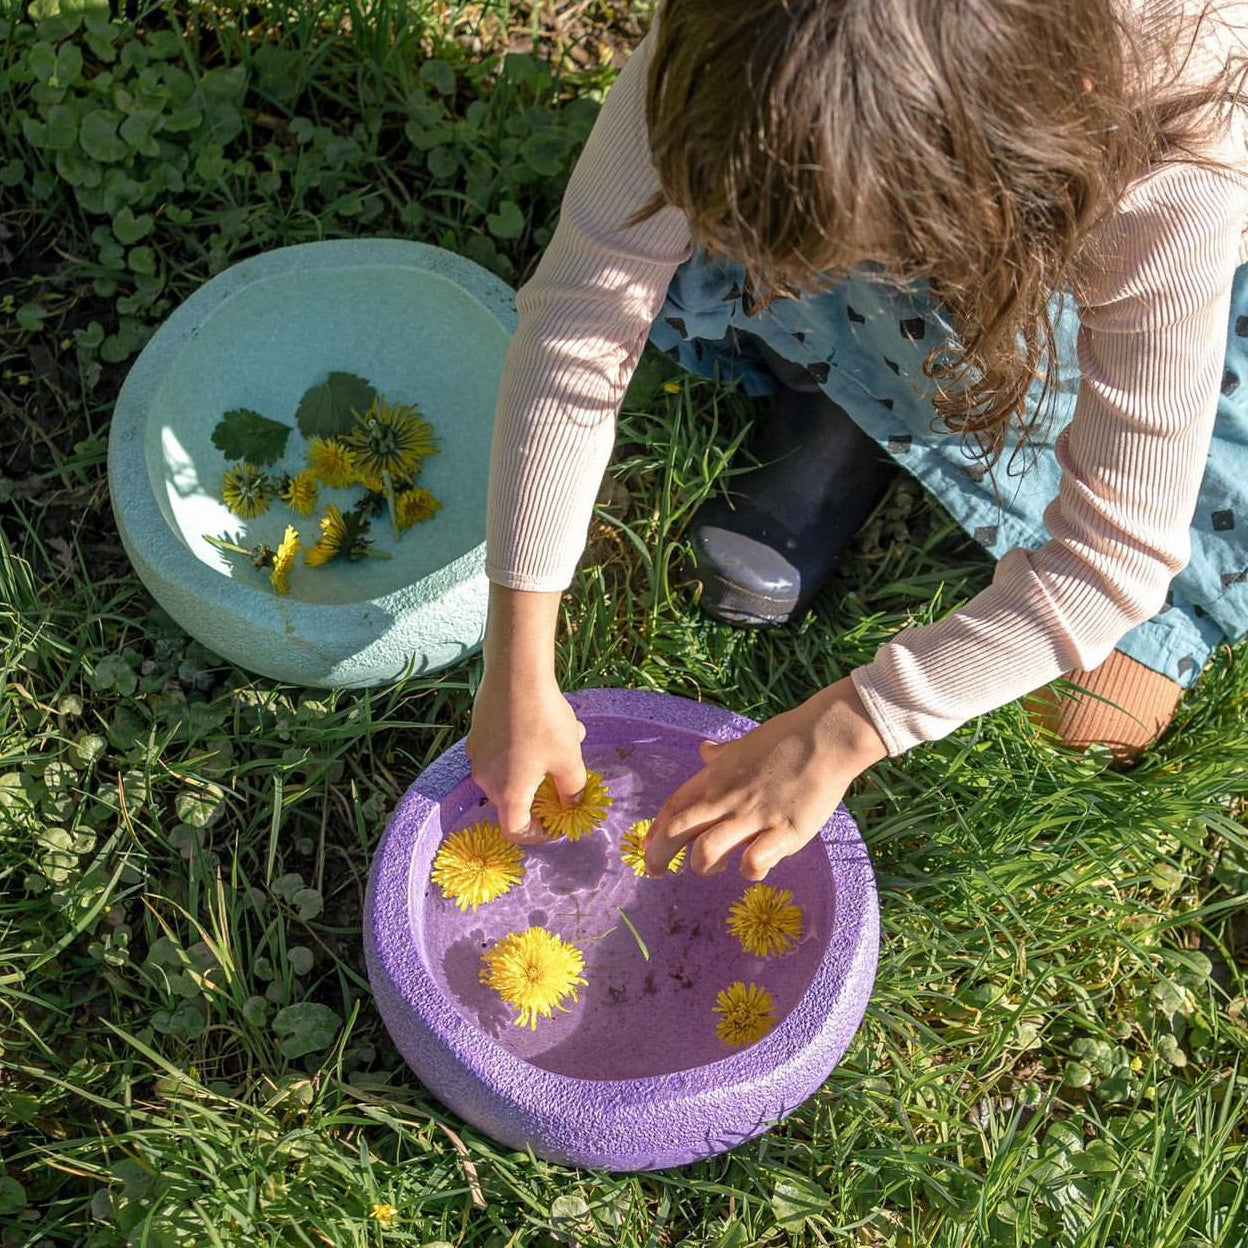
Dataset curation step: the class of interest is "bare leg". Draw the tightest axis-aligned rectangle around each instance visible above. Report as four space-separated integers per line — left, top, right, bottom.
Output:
1025 648 1184 765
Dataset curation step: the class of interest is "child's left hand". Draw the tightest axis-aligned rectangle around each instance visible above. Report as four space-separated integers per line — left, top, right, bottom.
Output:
643 677 888 881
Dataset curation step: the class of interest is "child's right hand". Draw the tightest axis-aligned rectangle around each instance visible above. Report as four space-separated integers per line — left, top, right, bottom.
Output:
464 585 587 842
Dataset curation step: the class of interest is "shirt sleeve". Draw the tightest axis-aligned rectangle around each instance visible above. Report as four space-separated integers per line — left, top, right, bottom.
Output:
851 162 1248 756
485 25 693 591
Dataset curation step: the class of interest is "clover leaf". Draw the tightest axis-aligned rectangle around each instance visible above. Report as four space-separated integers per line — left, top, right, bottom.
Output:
295 372 376 439
272 1002 342 1059
211 408 292 466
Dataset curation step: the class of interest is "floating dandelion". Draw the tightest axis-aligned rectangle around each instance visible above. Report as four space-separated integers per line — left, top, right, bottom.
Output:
531 769 613 841
620 819 684 876
369 1203 398 1229
343 397 438 484
220 462 272 519
280 468 319 516
727 883 804 957
306 436 357 488
479 927 587 1030
395 485 442 530
269 525 301 595
430 821 525 911
713 981 776 1048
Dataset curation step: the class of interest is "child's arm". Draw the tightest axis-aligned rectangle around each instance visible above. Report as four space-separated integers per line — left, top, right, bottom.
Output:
644 161 1248 879
643 677 888 881
467 22 691 834
466 585 586 840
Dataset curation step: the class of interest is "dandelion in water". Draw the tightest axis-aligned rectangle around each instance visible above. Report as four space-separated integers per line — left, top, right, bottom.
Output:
480 927 587 1030
531 770 613 842
431 821 525 912
713 981 776 1048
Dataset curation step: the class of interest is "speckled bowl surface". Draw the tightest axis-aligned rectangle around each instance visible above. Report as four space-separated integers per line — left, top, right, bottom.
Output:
108 239 516 687
365 688 879 1171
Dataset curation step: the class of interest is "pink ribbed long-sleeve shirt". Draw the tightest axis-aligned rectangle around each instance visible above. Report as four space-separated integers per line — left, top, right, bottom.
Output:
486 4 1248 755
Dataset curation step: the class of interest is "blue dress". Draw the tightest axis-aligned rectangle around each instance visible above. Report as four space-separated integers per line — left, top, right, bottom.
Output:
649 253 1248 687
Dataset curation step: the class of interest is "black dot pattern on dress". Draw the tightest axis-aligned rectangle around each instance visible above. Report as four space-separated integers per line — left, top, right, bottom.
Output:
665 346 683 362
1222 369 1240 396
1212 509 1236 531
846 304 866 324
974 524 999 547
1222 569 1246 588
723 284 742 302
883 357 901 375
664 316 688 338
806 361 831 384
888 435 913 455
1237 314 1248 337
877 397 895 410
791 331 807 343
899 316 927 340
1177 656 1198 679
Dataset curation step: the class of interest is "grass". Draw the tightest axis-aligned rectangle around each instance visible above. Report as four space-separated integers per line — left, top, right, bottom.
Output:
2 2 1246 1246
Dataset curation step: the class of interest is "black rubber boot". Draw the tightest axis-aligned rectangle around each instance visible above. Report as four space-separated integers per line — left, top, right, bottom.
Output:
690 382 898 627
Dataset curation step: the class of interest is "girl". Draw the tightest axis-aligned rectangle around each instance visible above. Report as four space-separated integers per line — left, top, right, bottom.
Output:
464 0 1248 881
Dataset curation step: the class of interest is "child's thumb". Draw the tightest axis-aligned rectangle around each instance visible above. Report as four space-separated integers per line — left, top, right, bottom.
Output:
497 794 543 843
549 756 589 805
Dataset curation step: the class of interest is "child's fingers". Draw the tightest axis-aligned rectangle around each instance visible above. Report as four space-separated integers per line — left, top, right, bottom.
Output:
496 792 544 844
738 823 807 881
684 816 765 877
644 799 721 877
548 754 589 805
697 739 724 763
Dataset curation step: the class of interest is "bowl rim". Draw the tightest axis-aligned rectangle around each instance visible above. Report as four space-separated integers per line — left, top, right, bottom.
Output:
107 238 517 624
365 687 879 1109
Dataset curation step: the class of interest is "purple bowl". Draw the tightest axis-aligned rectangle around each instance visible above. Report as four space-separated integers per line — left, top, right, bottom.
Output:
364 688 878 1170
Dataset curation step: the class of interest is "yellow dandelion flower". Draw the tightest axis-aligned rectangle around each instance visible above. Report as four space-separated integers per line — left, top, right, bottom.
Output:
726 883 804 957
280 468 319 516
714 980 776 1048
395 486 442 530
304 503 348 567
220 462 272 519
480 927 587 1030
620 819 684 877
306 437 357 488
531 769 613 842
343 397 438 483
270 525 302 595
430 821 525 911
369 1203 398 1228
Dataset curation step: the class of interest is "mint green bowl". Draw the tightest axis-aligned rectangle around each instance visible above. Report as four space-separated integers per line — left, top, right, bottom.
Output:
108 240 516 687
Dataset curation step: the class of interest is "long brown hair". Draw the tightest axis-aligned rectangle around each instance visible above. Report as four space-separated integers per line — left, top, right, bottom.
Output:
639 0 1246 461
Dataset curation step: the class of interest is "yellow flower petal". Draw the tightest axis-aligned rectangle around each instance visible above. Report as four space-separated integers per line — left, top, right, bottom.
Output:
306 437 357 488
395 486 442 530
479 927 587 1030
303 503 348 567
713 980 776 1047
726 883 804 957
221 462 272 519
531 769 612 842
619 819 684 876
269 525 302 595
430 821 525 911
281 469 319 516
